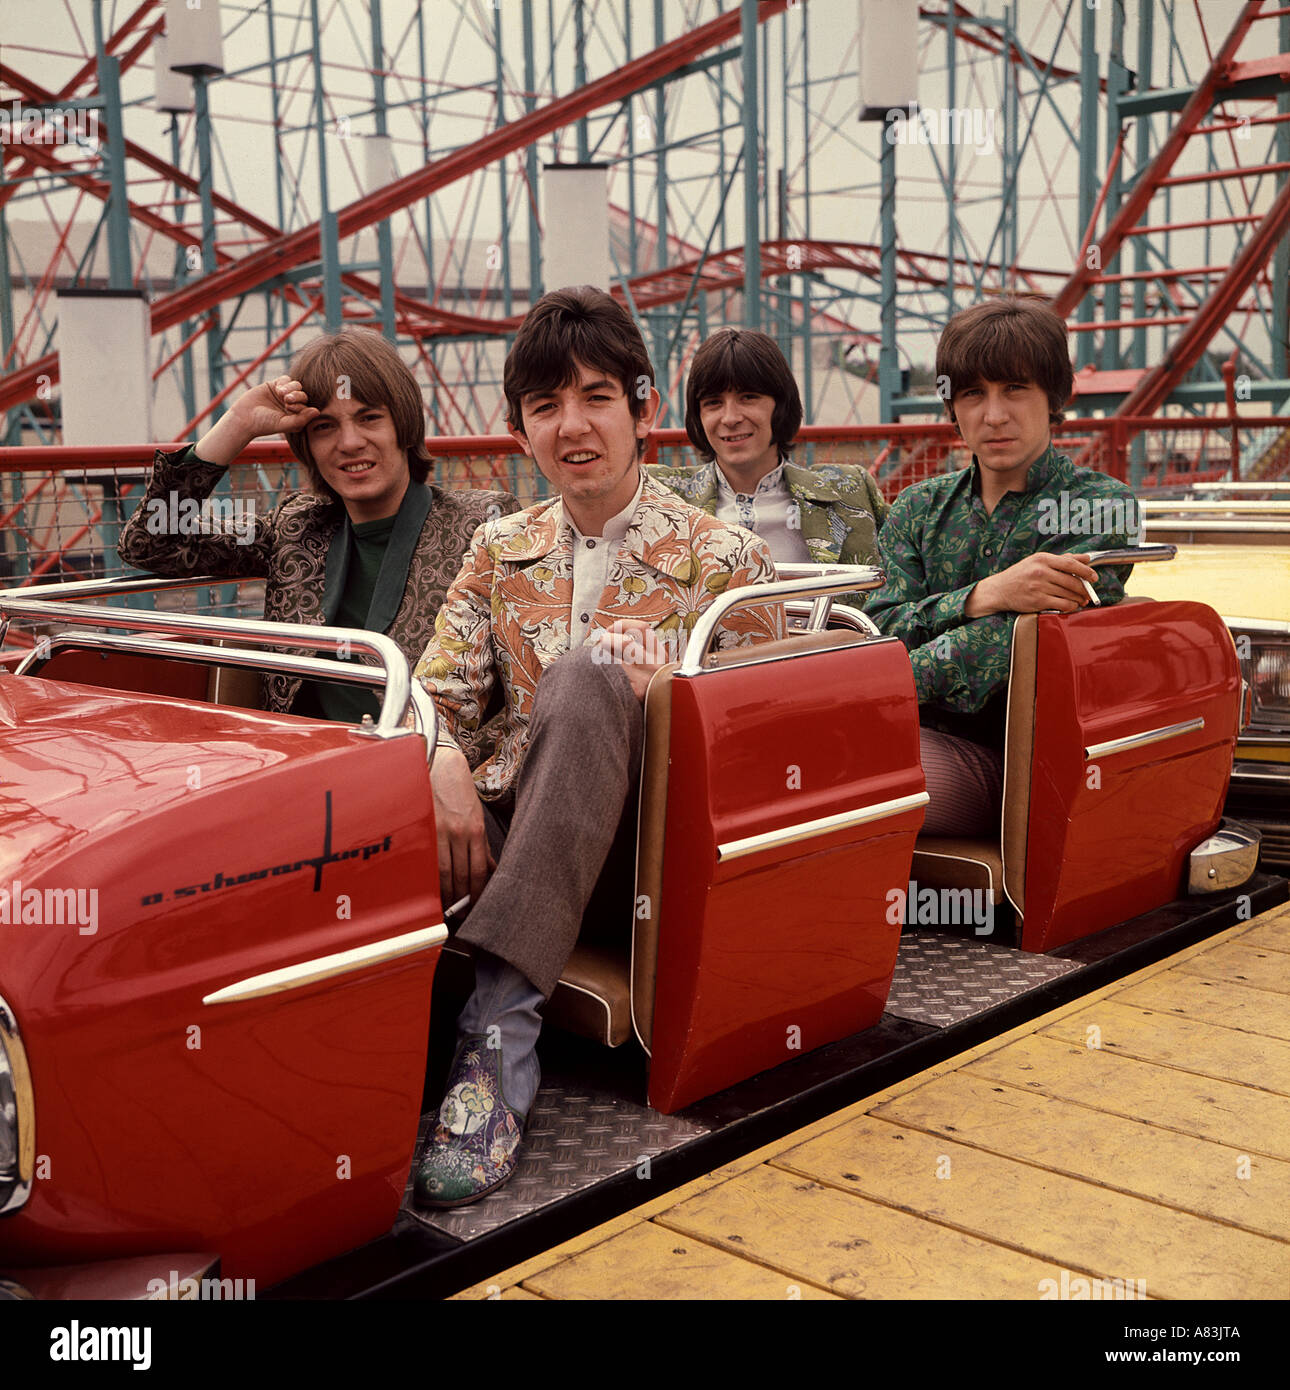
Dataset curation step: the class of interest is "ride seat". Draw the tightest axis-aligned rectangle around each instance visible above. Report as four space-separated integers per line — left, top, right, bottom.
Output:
441 627 926 1112
911 599 1240 952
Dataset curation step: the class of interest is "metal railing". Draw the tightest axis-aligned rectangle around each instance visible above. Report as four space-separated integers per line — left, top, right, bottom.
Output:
0 576 437 743
0 417 1284 630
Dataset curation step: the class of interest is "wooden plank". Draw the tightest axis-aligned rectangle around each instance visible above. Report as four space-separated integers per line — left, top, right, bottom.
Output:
501 1287 546 1300
656 1161 1071 1299
522 1218 843 1300
963 1034 1290 1160
1241 916 1290 955
871 1070 1290 1240
1042 1000 1290 1096
1112 971 1290 1042
1174 942 1290 995
771 1115 1289 1299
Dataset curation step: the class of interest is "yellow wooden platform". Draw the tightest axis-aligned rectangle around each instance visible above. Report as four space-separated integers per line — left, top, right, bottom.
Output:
452 901 1290 1301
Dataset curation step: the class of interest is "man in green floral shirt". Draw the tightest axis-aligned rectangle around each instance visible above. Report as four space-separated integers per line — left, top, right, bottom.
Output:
868 297 1138 835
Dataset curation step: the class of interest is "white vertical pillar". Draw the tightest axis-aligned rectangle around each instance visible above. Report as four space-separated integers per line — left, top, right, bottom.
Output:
57 290 153 446
363 134 396 192
857 0 920 121
542 163 611 292
165 0 225 76
153 34 195 113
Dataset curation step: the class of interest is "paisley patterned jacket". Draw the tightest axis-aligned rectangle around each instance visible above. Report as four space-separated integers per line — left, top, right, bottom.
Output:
413 471 785 800
647 458 889 565
118 445 519 716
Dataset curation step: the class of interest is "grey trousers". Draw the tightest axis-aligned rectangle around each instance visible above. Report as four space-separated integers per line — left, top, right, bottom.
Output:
919 726 1004 837
454 645 645 999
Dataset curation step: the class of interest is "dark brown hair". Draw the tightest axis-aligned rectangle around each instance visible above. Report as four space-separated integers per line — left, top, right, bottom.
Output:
504 286 655 454
936 296 1073 426
684 328 803 461
285 328 431 498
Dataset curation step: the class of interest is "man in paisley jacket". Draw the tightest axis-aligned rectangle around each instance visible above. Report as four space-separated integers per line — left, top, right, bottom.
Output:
413 286 783 1208
648 328 888 570
118 328 519 722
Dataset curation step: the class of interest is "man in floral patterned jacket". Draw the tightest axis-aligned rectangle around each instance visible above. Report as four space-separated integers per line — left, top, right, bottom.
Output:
649 328 888 569
119 328 519 725
413 287 783 1208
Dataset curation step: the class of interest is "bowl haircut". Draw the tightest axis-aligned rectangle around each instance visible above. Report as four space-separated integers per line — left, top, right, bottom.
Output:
504 286 657 457
936 296 1074 427
684 328 803 463
285 328 432 500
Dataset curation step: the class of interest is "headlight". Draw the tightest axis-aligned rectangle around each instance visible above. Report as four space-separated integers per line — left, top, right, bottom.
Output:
0 995 34 1216
1231 626 1290 732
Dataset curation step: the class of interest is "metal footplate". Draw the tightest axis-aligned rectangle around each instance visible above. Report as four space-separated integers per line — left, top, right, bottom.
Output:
884 931 1080 1027
404 1073 710 1241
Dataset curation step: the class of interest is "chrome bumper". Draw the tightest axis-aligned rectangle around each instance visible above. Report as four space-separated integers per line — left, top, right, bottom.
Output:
1188 820 1262 894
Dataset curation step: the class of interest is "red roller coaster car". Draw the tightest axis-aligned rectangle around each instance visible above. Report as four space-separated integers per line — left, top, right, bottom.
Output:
0 555 1275 1299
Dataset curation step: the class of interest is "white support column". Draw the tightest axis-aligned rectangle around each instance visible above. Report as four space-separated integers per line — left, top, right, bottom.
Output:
542 163 611 292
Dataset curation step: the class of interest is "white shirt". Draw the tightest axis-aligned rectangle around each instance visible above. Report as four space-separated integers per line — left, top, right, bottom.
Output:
562 472 644 644
714 460 810 563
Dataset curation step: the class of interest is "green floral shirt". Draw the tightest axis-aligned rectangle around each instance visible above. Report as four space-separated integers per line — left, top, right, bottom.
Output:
867 446 1139 740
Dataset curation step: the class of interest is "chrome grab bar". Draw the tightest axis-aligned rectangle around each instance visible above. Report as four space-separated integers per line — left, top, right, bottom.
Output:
679 568 884 676
1084 545 1176 566
785 599 880 638
0 580 435 744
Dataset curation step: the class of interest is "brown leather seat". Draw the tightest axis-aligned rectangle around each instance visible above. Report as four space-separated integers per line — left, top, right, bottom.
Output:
205 640 263 709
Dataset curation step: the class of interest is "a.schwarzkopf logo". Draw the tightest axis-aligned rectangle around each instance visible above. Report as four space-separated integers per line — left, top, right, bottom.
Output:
139 791 393 906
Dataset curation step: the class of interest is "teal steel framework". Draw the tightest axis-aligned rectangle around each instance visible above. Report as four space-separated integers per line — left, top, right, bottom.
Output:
0 0 1287 537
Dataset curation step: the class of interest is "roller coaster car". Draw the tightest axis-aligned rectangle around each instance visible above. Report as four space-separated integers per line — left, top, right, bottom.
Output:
0 554 1263 1297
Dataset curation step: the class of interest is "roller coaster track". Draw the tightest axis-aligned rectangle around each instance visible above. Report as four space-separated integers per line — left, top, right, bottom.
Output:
2 0 801 413
1048 0 1290 419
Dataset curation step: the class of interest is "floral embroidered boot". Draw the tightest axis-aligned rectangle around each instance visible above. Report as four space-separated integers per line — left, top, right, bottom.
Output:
415 1034 526 1207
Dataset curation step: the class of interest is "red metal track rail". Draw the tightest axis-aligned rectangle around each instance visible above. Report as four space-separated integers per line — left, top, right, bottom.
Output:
1050 0 1266 320
1117 176 1290 419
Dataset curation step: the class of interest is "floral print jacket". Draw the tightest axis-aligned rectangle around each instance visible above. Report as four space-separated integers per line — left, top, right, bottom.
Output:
647 459 889 565
414 472 784 799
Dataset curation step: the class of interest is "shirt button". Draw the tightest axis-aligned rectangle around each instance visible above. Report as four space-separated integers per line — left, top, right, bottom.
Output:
983 546 994 557
585 539 595 549
580 613 590 623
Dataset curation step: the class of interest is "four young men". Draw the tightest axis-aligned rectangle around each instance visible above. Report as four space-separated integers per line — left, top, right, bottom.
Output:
120 284 1136 1207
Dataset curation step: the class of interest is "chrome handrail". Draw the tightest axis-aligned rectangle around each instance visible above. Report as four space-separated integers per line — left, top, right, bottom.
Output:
1084 544 1176 566
679 569 884 676
785 599 880 638
0 582 433 743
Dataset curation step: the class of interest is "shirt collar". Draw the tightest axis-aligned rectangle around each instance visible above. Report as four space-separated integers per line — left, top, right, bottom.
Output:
496 472 712 580
969 442 1062 501
562 471 644 543
715 458 787 502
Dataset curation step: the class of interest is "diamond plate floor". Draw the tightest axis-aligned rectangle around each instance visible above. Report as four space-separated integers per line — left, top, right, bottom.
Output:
885 930 1079 1026
404 930 1080 1242
403 1071 710 1242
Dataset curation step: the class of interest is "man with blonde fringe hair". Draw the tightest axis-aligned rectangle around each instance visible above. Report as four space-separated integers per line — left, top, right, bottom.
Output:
120 327 519 721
